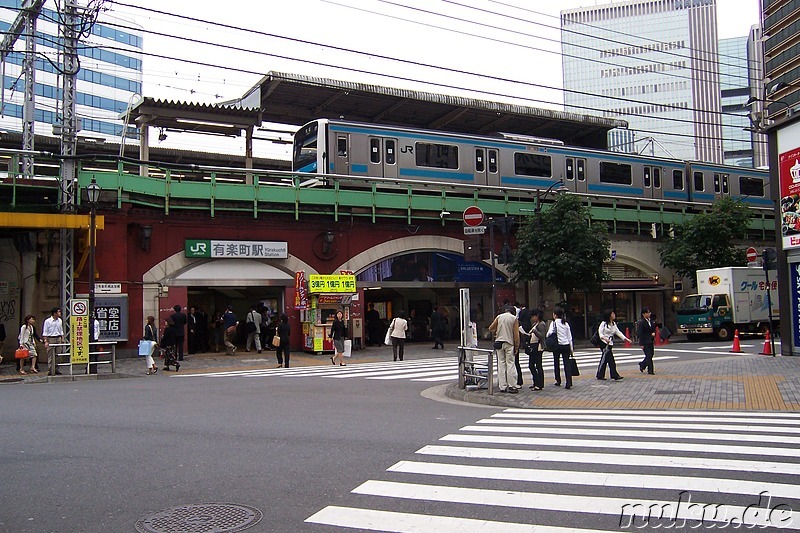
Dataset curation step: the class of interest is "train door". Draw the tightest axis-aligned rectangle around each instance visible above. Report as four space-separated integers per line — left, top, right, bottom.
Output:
476 148 500 186
643 165 663 199
565 157 588 193
333 133 350 175
713 172 730 200
383 138 398 179
367 137 399 179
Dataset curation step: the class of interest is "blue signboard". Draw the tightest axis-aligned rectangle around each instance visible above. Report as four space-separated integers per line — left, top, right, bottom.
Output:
792 263 800 350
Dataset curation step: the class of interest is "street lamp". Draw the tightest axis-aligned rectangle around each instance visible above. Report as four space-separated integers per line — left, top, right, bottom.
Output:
86 177 100 374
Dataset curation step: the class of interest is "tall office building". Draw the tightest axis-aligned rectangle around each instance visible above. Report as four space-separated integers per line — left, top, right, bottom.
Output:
0 0 142 141
719 36 755 167
561 0 723 163
763 0 800 117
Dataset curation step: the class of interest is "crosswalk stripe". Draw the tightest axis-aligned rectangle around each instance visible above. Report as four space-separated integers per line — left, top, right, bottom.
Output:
417 444 800 474
462 424 800 445
387 460 800 500
439 433 800 459
490 412 800 429
304 506 606 532
350 480 800 529
480 417 800 435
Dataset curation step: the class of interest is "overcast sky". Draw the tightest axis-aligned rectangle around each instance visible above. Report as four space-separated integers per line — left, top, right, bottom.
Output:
104 0 761 155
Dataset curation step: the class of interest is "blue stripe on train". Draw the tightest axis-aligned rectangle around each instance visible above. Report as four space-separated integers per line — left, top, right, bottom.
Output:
587 183 645 196
399 168 474 181
500 176 561 187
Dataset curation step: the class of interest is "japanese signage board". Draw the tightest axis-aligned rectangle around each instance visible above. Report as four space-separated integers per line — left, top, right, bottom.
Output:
792 263 800 351
95 295 129 341
96 283 121 294
779 147 800 250
294 271 309 310
185 239 288 259
308 274 356 293
70 298 89 365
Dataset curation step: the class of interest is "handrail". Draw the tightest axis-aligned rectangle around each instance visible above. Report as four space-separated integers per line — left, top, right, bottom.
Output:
48 341 116 378
458 345 495 395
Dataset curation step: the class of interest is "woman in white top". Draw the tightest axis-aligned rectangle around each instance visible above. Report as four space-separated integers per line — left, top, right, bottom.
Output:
388 310 409 362
596 310 631 381
17 314 40 374
548 307 574 389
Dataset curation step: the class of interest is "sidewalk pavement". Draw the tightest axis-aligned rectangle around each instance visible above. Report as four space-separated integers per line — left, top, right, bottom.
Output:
2 341 798 411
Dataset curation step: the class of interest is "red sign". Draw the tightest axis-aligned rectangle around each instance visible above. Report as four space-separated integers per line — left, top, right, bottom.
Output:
746 247 758 263
463 206 485 227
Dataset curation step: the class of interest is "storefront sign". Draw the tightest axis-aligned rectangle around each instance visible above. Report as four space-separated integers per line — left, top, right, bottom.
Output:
294 271 309 310
96 283 121 294
316 294 353 305
70 298 89 365
792 263 800 350
779 147 800 250
308 274 356 293
184 239 288 259
95 295 129 341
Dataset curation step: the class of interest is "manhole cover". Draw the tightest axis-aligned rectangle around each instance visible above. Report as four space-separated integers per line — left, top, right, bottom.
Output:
135 503 262 533
654 390 694 395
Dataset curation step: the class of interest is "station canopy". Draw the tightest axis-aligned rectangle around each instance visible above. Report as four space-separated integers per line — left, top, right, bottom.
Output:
233 71 627 150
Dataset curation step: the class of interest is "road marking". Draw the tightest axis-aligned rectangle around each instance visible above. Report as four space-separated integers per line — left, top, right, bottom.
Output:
489 412 800 428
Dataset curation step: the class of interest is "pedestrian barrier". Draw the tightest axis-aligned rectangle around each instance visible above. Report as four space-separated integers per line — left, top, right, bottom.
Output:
624 328 632 348
49 341 117 377
730 329 742 353
760 331 772 356
458 346 495 395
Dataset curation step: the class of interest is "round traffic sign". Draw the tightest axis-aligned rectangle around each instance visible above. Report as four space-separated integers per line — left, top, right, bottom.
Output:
746 246 758 263
463 206 484 227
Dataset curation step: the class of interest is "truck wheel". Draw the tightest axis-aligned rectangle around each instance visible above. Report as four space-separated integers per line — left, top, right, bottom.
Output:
716 324 735 342
686 333 703 342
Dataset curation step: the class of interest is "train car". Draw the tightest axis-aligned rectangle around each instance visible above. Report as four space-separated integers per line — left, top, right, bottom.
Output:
292 119 769 207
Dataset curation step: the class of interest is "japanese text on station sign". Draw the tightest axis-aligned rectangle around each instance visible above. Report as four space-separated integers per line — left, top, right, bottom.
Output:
308 274 356 293
185 239 288 259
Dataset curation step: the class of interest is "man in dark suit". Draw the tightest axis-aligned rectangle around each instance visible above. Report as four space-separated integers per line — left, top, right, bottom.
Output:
636 307 656 375
170 304 187 361
431 306 444 349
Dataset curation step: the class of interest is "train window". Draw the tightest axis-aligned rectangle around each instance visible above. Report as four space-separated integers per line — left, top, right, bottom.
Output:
577 159 586 181
566 158 574 181
415 142 459 169
370 138 381 164
673 170 684 190
644 166 651 188
599 161 632 185
337 137 347 158
488 150 498 173
514 152 552 177
713 173 721 193
693 171 704 192
386 140 396 165
739 176 764 196
476 149 485 172
722 174 729 194
653 167 661 189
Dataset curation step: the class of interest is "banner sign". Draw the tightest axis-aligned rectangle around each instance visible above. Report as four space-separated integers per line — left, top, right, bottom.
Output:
294 271 309 310
779 147 800 250
308 274 356 293
185 239 288 259
70 299 89 365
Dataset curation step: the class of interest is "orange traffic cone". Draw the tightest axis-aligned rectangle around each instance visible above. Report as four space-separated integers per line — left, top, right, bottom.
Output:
624 328 632 348
730 329 741 353
761 330 772 355
654 326 662 346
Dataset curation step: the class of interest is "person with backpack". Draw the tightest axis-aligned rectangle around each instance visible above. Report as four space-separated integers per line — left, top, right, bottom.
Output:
596 310 630 381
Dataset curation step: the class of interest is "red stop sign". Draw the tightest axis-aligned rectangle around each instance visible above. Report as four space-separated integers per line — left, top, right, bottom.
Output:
463 206 484 227
746 247 758 263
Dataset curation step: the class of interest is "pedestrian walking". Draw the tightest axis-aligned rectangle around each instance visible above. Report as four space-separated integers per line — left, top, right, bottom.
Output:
244 304 262 354
275 313 291 368
365 303 381 347
42 307 64 375
515 304 530 387
488 306 520 393
525 309 547 390
222 305 238 356
596 310 630 381
388 310 408 361
637 307 656 375
170 304 187 361
17 314 40 374
430 306 445 349
143 315 158 375
549 307 574 389
329 310 348 366
160 317 180 371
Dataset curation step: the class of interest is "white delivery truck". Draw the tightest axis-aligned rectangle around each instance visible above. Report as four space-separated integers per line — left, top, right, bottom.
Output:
677 267 779 341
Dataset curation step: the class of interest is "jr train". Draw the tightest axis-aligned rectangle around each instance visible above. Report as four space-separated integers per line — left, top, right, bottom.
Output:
292 119 772 208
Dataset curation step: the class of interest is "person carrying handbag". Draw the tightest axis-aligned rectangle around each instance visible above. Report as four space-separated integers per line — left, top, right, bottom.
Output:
143 315 158 375
525 309 548 391
17 314 40 375
596 310 630 381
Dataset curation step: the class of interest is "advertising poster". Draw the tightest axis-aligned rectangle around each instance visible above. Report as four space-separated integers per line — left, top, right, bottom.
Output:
779 146 800 249
792 263 800 351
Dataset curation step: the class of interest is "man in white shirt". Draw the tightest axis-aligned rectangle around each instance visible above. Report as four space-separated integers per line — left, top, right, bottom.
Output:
42 307 64 375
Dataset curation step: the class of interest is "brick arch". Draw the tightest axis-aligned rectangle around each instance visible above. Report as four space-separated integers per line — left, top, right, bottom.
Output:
335 235 509 277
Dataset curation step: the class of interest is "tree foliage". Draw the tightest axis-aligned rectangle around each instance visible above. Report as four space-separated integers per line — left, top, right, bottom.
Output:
659 197 750 286
509 194 610 298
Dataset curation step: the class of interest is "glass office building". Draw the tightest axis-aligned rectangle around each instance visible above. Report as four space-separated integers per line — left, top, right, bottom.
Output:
719 36 755 167
0 0 142 140
561 0 723 163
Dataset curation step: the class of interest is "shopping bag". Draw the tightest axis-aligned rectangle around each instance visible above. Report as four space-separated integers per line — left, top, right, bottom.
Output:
568 357 580 376
384 319 395 346
138 340 156 357
272 335 281 348
15 347 29 359
343 339 352 358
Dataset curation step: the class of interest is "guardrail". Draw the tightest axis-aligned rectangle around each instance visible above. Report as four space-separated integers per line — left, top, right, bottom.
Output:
48 341 117 377
458 346 495 395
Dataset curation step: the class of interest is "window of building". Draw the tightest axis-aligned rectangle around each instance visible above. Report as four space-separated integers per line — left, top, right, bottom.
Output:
514 152 552 177
415 142 458 169
739 176 764 197
599 161 632 185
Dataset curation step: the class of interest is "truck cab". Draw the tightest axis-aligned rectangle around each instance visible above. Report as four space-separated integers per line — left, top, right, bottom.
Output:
677 293 733 341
